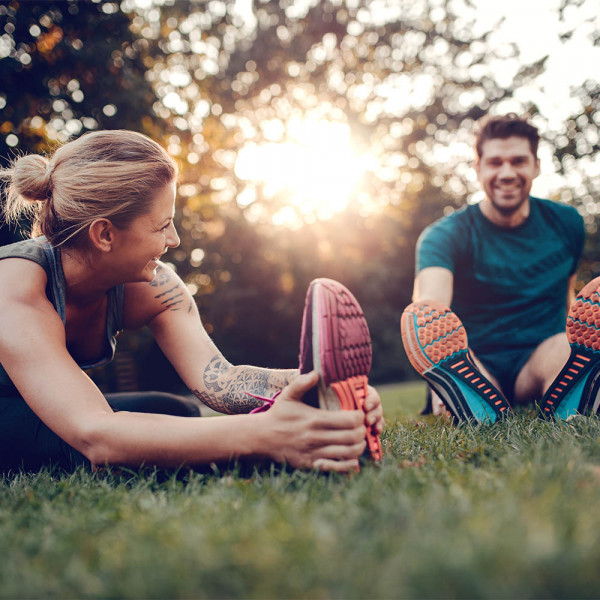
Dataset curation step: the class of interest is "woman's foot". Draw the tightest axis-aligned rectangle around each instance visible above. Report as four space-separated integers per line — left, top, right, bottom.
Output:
299 278 382 460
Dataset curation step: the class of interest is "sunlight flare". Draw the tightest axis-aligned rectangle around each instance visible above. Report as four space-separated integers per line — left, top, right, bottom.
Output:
234 117 371 225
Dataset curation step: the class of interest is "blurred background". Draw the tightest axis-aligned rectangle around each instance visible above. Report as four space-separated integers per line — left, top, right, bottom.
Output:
0 0 598 394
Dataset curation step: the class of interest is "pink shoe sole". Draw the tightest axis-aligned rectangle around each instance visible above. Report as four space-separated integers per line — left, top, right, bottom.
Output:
300 278 382 461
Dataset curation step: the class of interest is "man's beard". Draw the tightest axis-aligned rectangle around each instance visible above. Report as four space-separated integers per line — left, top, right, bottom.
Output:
490 191 528 215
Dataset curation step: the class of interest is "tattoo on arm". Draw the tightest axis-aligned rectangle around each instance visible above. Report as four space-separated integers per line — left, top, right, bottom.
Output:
191 353 298 414
160 291 184 310
149 265 172 288
150 265 185 311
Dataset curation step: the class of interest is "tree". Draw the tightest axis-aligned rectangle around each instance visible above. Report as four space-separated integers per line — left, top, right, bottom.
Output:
0 0 158 243
541 0 600 285
3 0 595 385
134 0 545 380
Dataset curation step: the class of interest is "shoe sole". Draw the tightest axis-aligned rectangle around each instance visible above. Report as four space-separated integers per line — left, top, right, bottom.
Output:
300 278 382 461
541 277 600 419
401 300 511 424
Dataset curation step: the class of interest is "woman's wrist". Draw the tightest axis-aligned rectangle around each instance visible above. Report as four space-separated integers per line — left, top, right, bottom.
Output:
242 412 273 460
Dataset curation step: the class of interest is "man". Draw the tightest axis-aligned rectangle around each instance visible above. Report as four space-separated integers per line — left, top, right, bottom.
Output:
401 114 588 423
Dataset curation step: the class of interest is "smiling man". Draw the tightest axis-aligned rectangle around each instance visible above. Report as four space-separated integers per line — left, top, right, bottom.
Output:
401 114 586 422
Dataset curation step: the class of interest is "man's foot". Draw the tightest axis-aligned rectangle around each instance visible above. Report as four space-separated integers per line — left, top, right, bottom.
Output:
540 277 600 419
299 278 382 460
401 300 512 424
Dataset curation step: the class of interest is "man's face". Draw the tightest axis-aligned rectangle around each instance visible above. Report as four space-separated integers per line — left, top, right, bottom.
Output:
475 136 540 215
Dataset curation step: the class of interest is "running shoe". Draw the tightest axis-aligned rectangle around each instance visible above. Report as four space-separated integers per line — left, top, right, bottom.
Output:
401 300 511 424
540 276 600 419
299 278 383 461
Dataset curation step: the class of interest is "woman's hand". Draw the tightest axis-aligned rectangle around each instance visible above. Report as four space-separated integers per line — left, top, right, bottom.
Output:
364 385 385 435
260 371 367 473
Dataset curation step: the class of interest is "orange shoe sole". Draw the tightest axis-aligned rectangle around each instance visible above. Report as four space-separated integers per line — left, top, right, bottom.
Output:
401 300 511 424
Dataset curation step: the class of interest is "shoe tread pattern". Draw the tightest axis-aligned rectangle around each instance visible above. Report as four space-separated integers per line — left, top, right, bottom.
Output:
401 300 511 422
401 301 466 372
318 279 372 386
301 278 381 462
541 277 600 416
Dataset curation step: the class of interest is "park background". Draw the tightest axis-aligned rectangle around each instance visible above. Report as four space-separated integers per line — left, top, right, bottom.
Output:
3 3 600 599
0 0 599 391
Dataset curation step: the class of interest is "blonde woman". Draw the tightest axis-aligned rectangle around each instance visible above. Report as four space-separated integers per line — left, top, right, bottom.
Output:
0 130 383 473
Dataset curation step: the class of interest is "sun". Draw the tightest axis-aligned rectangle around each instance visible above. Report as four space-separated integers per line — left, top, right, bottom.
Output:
234 117 371 226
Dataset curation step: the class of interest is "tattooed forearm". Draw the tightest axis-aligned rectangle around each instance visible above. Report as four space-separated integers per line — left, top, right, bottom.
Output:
191 353 298 414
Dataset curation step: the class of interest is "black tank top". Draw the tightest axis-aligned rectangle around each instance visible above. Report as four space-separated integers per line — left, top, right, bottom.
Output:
0 237 124 396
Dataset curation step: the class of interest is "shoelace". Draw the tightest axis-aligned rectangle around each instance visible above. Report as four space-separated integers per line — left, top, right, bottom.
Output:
248 390 282 414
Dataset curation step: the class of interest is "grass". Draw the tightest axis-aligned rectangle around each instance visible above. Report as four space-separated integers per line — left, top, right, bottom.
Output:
3 381 600 598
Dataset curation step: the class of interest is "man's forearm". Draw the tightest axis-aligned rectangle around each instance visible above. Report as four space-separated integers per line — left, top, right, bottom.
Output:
191 353 299 414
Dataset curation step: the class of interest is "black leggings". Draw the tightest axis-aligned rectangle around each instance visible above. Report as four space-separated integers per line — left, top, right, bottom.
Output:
0 392 201 473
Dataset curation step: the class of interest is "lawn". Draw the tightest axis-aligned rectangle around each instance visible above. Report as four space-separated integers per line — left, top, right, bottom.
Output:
2 381 600 599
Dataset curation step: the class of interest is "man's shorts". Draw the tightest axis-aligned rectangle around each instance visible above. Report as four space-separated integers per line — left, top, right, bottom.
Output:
477 346 538 401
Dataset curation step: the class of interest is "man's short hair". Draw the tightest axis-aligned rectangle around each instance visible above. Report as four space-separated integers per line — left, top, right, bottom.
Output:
474 114 540 159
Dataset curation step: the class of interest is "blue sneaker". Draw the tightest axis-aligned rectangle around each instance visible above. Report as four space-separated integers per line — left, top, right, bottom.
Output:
540 277 600 419
401 300 511 424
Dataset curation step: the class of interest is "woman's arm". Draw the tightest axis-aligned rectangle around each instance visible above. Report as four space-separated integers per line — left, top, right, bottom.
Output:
0 260 365 472
126 263 384 433
124 263 298 414
189 354 297 414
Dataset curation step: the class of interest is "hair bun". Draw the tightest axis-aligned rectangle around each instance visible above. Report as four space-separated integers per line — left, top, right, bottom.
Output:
12 154 53 202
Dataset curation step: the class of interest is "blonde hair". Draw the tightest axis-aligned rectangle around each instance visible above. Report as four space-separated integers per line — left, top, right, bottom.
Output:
0 130 178 248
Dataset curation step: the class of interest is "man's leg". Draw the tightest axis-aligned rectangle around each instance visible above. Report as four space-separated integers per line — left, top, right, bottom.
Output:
513 332 571 405
431 351 503 415
539 277 600 418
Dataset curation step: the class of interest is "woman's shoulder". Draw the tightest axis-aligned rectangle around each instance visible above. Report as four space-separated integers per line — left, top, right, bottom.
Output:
0 237 50 269
0 240 49 302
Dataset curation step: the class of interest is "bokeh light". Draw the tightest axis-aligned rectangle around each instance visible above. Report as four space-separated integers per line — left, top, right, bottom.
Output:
234 116 375 225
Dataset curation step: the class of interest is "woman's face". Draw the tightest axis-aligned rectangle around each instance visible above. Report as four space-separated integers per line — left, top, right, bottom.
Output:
113 180 180 283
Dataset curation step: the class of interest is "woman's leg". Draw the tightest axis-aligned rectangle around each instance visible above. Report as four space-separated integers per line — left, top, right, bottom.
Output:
0 396 87 472
105 391 201 417
0 391 200 472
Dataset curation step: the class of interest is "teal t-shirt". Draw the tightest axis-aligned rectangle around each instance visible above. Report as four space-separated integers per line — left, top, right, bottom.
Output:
416 197 585 359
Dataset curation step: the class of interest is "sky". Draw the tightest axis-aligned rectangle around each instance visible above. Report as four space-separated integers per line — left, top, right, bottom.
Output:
231 0 599 202
230 0 599 127
473 0 600 126
469 0 599 196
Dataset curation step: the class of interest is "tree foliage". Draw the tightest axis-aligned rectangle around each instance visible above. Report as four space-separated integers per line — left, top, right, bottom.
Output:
0 0 157 243
1 0 598 386
139 0 542 380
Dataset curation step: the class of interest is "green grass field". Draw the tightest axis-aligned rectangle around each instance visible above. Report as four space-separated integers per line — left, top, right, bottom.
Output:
3 381 600 599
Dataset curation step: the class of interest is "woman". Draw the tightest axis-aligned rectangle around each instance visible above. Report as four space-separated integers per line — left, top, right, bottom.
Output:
0 130 383 473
